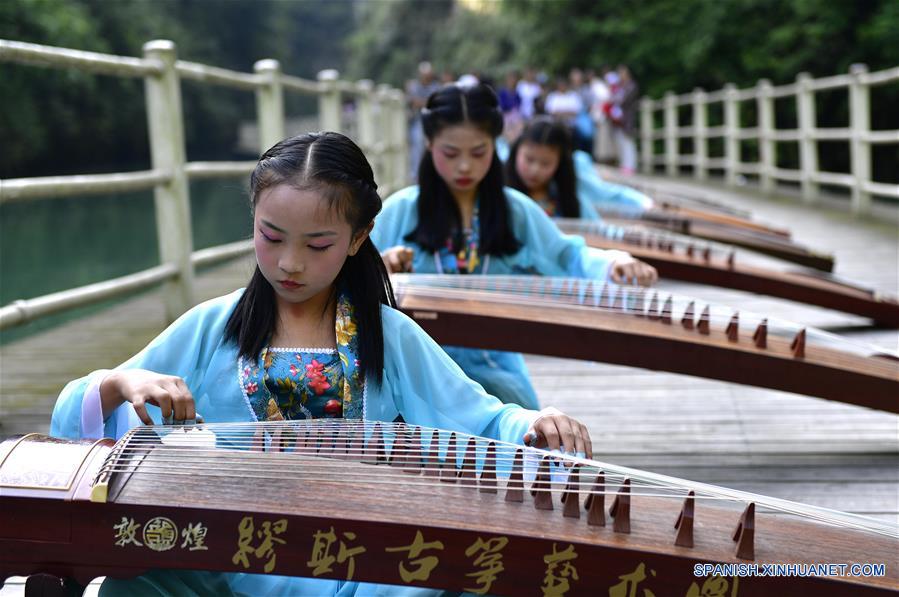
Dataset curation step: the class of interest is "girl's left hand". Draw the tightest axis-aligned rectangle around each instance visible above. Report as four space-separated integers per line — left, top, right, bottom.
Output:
610 257 658 286
523 407 593 459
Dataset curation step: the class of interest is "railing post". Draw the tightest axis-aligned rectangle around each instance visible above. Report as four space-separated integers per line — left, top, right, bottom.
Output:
254 59 285 153
692 88 708 180
664 91 677 176
757 79 775 193
142 39 193 322
356 79 380 184
639 97 653 174
723 83 739 186
849 63 871 215
376 84 395 191
317 69 342 133
389 89 409 190
796 72 818 203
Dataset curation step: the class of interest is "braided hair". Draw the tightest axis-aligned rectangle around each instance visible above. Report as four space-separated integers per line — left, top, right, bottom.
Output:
505 116 580 218
225 132 395 384
406 83 521 255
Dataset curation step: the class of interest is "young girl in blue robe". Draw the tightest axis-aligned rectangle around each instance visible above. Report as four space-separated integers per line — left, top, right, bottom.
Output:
372 84 656 411
505 116 656 221
496 125 652 218
50 132 592 597
504 116 602 221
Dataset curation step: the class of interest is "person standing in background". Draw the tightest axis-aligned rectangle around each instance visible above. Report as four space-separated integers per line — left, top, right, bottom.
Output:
544 76 583 128
590 67 615 164
569 67 595 154
498 70 524 143
515 67 542 121
406 61 441 182
612 64 640 174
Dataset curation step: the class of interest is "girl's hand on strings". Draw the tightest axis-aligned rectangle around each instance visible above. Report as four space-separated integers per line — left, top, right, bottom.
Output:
381 245 415 273
610 256 658 287
101 369 197 425
523 407 593 460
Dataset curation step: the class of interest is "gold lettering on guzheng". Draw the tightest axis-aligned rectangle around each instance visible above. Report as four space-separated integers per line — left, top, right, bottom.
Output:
143 517 178 552
463 536 509 595
232 516 288 574
307 527 368 580
385 530 445 583
180 521 209 551
113 517 143 547
686 575 739 597
541 543 579 597
609 562 657 597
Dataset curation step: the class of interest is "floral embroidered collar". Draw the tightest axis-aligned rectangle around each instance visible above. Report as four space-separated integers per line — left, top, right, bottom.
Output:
239 292 365 421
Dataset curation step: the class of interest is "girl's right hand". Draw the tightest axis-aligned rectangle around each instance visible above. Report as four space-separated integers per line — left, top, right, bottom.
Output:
101 369 196 425
381 245 415 273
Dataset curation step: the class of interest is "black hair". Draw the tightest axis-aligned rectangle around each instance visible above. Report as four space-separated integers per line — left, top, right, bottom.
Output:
406 83 520 255
224 132 395 384
505 116 580 218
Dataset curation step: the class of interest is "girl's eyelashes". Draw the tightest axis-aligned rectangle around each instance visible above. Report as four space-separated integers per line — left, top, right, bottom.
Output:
259 228 281 243
309 245 332 252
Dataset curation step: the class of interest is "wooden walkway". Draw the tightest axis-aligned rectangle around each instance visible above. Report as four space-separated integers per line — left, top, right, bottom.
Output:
1 171 897 533
533 171 899 523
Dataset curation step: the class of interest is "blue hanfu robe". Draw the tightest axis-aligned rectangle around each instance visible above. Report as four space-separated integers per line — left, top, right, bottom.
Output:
572 149 653 216
541 181 601 221
497 138 636 220
370 185 630 410
50 290 537 596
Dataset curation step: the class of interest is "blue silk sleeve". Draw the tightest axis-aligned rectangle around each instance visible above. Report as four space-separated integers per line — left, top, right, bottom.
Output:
50 291 242 440
371 306 537 446
505 186 627 280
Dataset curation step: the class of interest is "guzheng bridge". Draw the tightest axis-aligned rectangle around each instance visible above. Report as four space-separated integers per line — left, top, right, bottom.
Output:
1 39 897 595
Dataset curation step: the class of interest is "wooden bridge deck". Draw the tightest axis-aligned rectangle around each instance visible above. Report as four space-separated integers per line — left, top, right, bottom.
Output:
1 172 897 538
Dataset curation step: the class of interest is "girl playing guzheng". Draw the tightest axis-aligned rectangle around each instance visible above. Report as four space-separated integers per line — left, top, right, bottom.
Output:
373 83 657 409
50 132 592 596
505 115 604 220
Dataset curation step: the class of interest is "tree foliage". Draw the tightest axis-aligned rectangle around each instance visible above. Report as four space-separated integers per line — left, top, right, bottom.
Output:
1 0 356 177
3 0 896 180
501 0 897 97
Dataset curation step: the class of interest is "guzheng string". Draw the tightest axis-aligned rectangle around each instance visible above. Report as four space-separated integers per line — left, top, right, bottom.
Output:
390 274 899 361
555 217 881 293
94 420 899 539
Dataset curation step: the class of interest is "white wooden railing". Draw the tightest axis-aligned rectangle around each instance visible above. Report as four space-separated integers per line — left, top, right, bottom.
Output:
639 64 899 215
0 39 408 331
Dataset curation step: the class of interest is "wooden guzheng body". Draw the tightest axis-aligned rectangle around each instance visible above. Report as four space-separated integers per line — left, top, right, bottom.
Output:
391 275 899 412
2 422 897 595
597 198 835 271
556 218 899 327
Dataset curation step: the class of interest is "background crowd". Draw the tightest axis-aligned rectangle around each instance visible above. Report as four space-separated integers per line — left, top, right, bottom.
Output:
406 63 642 181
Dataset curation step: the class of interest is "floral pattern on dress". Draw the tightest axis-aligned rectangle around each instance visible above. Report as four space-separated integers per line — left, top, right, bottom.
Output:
240 292 364 422
335 294 364 419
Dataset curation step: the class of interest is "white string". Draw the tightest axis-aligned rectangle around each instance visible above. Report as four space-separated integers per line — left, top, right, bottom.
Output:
94 421 899 539
390 273 899 360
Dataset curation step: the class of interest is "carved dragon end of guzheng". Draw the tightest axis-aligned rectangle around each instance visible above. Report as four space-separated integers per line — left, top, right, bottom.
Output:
2 422 897 596
391 275 899 413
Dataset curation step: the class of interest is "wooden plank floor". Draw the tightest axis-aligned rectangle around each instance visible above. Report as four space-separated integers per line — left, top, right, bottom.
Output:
529 170 899 523
0 172 897 597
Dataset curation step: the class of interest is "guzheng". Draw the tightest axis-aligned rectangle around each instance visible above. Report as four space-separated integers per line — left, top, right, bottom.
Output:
2 422 897 595
596 179 792 239
391 274 899 412
596 203 835 272
556 218 899 327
